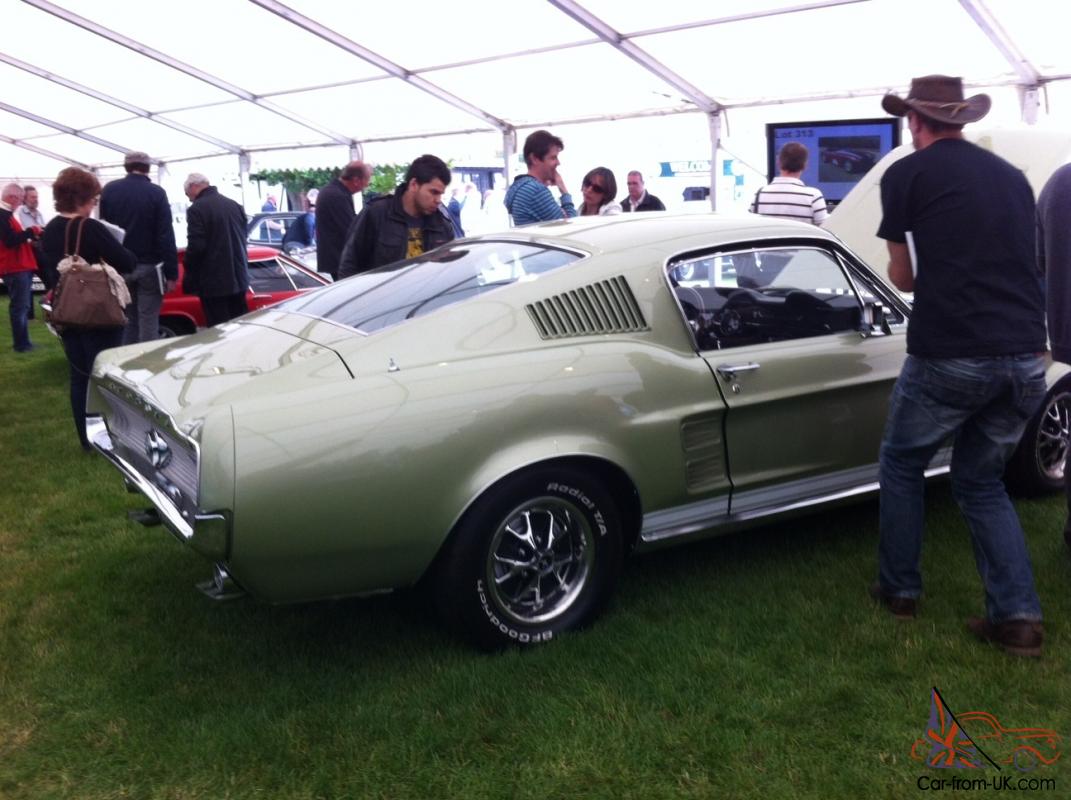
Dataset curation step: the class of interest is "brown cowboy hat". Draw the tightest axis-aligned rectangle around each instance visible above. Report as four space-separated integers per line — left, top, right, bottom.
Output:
882 75 990 125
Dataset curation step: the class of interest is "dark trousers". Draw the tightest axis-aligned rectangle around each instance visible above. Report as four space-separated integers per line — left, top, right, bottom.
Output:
201 292 249 326
61 327 124 448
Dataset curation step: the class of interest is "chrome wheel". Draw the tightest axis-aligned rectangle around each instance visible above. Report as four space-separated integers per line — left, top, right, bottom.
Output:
1034 390 1071 482
485 497 595 626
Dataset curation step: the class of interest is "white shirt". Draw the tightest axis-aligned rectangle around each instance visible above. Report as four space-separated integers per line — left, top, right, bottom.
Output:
16 204 44 229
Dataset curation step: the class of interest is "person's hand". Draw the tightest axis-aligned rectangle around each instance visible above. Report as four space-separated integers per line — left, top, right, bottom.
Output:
553 171 569 194
29 225 43 240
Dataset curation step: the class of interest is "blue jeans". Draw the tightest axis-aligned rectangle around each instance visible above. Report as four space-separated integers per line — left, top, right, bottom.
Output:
3 270 33 351
123 262 163 344
878 354 1046 623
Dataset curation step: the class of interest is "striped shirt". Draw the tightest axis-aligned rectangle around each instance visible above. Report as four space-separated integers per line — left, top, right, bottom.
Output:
504 175 577 226
751 177 828 225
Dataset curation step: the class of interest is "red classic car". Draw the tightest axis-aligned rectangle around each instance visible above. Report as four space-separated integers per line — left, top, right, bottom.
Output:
820 148 877 174
159 246 328 337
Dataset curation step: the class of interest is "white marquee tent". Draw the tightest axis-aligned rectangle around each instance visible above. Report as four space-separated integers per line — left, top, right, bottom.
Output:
4 0 1071 212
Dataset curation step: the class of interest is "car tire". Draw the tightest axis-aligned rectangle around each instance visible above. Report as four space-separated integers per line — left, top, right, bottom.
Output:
434 466 623 649
158 318 194 339
1005 376 1071 495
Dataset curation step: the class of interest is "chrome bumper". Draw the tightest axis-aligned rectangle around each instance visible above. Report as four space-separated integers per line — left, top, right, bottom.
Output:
87 416 229 558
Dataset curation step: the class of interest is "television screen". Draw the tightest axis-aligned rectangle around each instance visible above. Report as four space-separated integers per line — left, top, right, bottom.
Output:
766 118 901 205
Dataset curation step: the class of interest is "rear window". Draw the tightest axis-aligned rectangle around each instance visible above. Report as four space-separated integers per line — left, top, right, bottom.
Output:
278 241 582 334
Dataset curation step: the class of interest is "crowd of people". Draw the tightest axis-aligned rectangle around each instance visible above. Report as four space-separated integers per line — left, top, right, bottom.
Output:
2 72 1070 658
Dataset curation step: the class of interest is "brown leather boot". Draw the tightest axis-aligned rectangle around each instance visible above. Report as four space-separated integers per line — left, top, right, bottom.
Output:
869 582 917 619
967 617 1043 658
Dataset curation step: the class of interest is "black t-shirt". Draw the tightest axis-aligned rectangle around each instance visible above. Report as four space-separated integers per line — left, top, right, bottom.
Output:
878 138 1045 358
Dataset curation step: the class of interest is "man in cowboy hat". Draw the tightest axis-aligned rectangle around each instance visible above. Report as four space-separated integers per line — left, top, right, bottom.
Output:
870 75 1047 657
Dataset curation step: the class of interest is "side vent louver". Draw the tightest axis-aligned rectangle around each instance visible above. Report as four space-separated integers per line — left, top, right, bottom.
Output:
526 276 648 339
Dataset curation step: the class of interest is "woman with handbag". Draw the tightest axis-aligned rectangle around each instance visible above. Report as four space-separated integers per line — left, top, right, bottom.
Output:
40 167 137 451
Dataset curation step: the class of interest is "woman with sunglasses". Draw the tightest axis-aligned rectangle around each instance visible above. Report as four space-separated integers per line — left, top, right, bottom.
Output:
578 167 622 216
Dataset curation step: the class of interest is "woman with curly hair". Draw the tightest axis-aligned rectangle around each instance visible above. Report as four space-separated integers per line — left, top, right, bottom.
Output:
578 167 622 216
40 167 137 451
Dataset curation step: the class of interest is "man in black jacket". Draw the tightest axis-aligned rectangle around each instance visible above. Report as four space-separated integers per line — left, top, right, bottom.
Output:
338 155 454 279
620 171 666 212
182 173 249 326
100 151 179 343
316 161 370 280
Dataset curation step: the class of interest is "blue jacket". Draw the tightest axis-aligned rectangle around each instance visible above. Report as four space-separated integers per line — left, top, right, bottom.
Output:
99 173 178 279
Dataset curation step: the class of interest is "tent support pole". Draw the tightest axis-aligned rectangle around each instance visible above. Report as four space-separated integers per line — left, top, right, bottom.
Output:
1019 86 1040 124
503 128 517 187
708 111 722 211
238 152 251 211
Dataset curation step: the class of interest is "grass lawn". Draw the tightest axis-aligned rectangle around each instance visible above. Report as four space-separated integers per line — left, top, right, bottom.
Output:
1 309 1069 799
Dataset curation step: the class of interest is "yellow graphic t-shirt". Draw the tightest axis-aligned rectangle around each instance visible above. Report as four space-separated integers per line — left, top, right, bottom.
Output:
406 220 424 259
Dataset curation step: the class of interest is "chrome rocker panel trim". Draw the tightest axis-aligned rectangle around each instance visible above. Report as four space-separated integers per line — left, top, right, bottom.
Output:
640 459 951 545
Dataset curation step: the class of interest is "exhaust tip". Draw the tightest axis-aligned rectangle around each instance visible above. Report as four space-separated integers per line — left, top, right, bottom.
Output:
195 563 246 602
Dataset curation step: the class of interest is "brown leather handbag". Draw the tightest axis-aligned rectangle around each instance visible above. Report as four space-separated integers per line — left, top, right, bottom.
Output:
50 217 127 329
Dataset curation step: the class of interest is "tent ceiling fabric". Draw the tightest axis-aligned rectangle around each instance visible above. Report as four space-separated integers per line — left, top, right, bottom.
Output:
4 0 1069 173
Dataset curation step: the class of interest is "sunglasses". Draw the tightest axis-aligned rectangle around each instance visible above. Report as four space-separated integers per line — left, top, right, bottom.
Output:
584 182 607 194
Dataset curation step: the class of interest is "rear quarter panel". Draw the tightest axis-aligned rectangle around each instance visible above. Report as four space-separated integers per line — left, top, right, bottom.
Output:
226 337 724 602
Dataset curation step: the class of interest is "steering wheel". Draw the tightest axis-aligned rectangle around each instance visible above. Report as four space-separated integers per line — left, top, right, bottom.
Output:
715 308 742 336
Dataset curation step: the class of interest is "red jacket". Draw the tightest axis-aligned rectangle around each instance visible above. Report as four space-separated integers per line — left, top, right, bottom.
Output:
0 207 36 276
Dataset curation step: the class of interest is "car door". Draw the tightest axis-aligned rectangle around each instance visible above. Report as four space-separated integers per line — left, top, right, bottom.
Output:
669 244 907 515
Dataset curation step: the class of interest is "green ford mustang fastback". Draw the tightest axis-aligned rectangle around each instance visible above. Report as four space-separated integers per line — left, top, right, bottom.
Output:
86 213 1071 648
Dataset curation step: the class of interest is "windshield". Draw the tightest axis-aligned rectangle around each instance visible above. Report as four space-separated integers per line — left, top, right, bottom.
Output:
277 240 583 334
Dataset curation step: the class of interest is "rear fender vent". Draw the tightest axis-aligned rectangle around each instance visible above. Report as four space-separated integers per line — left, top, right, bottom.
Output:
526 276 649 339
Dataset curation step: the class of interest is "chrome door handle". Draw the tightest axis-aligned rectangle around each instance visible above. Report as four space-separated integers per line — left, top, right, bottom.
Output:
715 362 760 381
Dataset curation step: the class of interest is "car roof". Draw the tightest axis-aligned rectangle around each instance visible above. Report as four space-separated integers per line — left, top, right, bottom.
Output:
476 212 839 257
248 211 302 219
247 244 282 260
176 244 290 262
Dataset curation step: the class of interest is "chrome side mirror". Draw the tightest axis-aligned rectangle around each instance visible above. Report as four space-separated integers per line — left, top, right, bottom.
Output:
860 302 893 337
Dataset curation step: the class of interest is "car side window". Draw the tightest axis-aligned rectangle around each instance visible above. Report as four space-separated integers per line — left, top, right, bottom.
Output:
668 247 864 350
280 260 322 289
248 258 295 293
